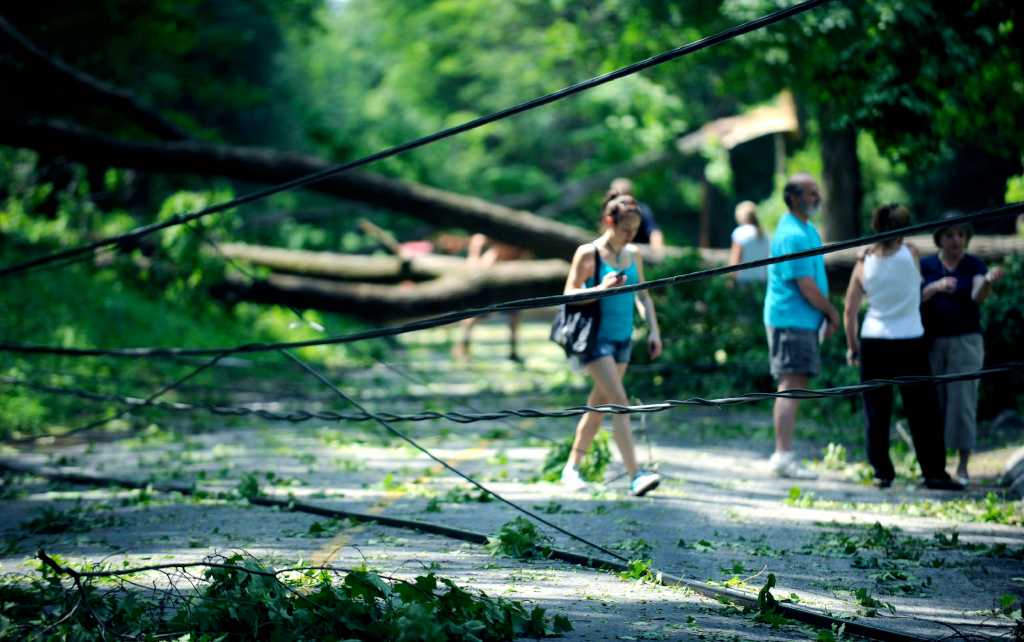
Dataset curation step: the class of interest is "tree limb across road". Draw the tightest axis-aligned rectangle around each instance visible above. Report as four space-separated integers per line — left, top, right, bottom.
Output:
213 262 571 320
0 119 592 259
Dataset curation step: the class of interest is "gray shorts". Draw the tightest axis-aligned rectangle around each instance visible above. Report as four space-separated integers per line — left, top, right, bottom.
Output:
766 327 820 378
929 333 984 450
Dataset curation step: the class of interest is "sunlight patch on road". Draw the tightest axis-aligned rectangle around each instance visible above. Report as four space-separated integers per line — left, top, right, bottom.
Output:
311 441 493 565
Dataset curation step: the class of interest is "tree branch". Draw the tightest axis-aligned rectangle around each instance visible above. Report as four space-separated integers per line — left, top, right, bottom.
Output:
0 17 189 141
0 119 591 258
214 260 571 320
37 549 355 581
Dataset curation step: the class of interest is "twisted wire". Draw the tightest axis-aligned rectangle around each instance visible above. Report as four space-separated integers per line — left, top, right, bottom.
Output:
4 362 1018 432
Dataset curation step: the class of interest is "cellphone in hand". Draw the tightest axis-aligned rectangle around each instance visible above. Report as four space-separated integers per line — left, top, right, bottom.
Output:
818 318 828 344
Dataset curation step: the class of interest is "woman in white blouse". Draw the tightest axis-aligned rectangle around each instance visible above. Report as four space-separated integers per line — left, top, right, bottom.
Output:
843 204 963 491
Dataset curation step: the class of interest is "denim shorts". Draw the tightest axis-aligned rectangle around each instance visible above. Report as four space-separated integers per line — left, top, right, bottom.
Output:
581 337 632 365
766 326 820 378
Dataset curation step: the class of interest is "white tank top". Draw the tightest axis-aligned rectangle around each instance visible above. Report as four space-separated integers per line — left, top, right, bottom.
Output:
731 224 770 283
861 244 924 339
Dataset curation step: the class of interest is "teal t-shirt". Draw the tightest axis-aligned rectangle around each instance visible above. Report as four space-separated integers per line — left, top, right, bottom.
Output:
763 212 828 330
587 252 638 342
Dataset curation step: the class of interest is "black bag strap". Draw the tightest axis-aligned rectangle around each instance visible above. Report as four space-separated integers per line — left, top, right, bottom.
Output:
571 243 602 304
566 242 602 309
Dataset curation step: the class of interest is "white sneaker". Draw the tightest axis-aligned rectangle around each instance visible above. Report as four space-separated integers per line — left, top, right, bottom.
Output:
770 451 818 480
630 470 661 497
561 464 589 492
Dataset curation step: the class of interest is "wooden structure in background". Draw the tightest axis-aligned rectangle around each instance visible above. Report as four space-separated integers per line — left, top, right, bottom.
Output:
676 91 800 247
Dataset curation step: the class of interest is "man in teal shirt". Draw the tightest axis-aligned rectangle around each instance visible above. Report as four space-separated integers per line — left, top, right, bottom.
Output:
763 173 840 478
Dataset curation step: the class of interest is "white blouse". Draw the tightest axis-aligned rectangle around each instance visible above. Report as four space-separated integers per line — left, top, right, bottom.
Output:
861 244 924 339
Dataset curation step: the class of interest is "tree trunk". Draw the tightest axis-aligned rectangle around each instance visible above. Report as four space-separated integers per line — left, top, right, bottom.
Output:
213 231 1022 320
213 263 571 321
216 243 569 284
699 176 712 248
820 120 862 242
0 120 591 258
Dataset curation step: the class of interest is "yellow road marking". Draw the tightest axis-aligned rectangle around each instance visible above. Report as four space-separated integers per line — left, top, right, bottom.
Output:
312 441 493 565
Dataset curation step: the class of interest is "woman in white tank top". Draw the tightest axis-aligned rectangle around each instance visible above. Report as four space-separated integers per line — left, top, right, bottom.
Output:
728 201 771 283
858 243 923 339
843 204 962 490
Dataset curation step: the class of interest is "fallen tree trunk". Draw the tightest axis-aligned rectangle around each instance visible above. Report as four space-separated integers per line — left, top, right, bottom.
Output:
0 120 591 258
220 232 1020 292
217 242 567 283
213 234 1024 320
0 121 702 263
214 261 571 320
209 243 730 320
216 242 725 283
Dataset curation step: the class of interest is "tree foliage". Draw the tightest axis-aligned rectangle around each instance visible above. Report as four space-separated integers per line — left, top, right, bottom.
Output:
3 0 1020 237
0 553 571 641
717 0 1024 164
2 0 324 144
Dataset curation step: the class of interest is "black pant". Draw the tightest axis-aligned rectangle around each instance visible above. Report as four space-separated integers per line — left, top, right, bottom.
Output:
860 337 947 480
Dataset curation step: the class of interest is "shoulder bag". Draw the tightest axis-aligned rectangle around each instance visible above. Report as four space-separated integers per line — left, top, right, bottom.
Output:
549 244 602 357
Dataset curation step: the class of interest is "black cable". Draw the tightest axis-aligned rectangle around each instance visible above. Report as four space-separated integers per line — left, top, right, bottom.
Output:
8 245 112 280
4 353 231 445
5 362 1018 434
0 372 582 424
372 358 557 443
0 0 835 281
281 349 630 563
5 226 335 447
2 201 1020 359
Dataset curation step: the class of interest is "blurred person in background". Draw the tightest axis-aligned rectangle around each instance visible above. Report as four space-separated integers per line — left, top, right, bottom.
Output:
728 200 770 284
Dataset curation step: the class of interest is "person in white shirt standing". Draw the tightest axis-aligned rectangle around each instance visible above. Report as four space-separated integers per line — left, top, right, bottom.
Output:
843 204 964 491
728 200 771 284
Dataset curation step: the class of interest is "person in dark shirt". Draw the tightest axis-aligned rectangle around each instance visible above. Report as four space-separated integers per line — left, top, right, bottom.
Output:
920 213 1005 485
609 178 664 262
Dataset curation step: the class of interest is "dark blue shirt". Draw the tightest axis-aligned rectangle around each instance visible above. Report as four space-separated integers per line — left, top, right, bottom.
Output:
633 202 659 245
920 254 988 337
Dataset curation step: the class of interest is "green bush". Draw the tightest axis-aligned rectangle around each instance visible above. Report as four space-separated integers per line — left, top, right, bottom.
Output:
981 253 1024 417
636 250 773 400
636 251 861 440
487 517 552 560
0 152 386 440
